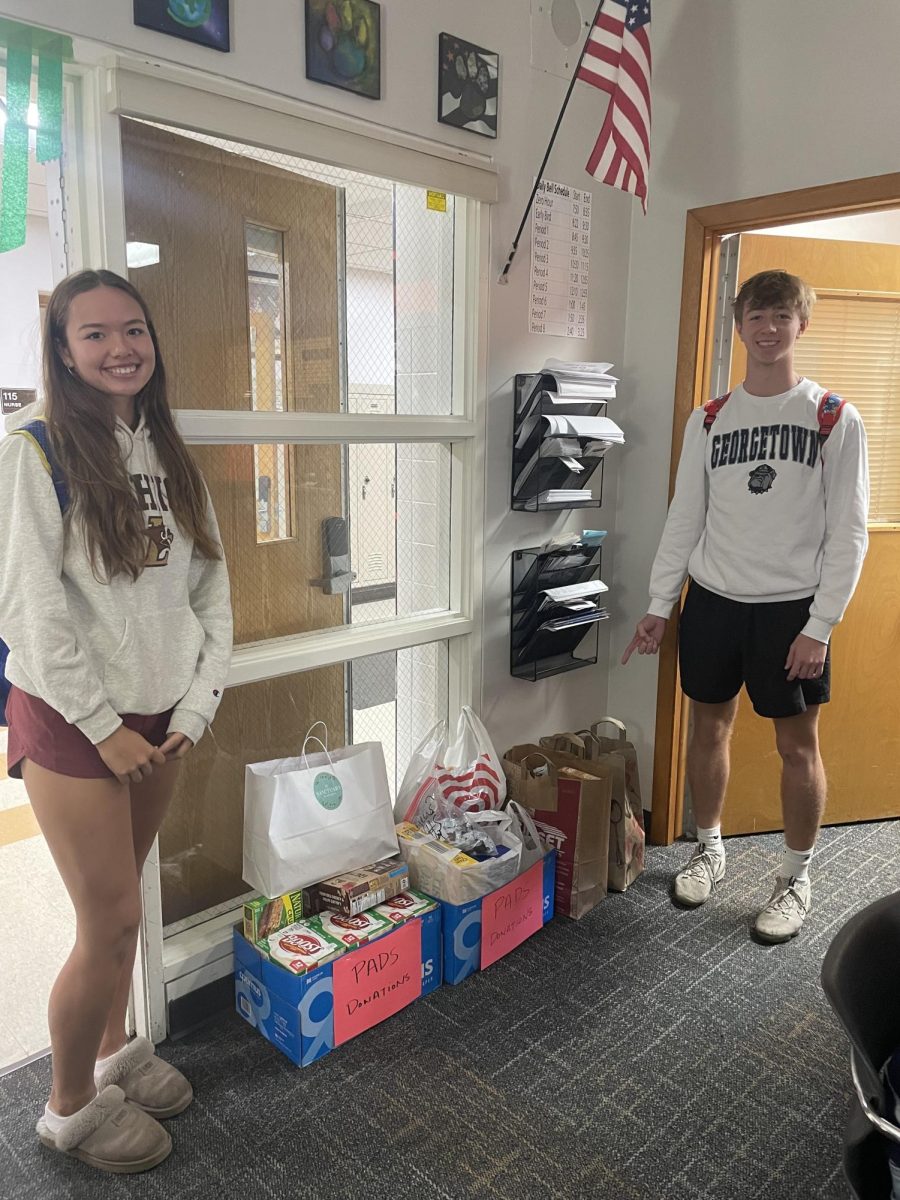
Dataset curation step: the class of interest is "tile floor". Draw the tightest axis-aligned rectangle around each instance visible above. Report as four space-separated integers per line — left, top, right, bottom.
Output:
0 730 74 1073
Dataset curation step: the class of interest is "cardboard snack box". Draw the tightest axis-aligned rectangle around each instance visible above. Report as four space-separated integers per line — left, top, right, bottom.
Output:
265 916 346 976
243 889 306 947
372 889 437 926
312 856 410 916
316 907 392 948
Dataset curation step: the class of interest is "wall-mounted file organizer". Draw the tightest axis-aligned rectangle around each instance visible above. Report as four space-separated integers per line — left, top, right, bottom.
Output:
510 540 610 681
511 372 616 512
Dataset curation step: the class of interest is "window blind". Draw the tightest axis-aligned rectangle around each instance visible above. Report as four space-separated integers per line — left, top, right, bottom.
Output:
794 293 900 523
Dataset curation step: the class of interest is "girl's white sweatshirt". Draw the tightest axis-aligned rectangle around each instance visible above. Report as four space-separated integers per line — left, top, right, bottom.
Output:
0 409 232 746
648 379 869 643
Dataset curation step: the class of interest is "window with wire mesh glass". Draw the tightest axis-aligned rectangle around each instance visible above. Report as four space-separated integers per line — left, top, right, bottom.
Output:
121 121 459 632
138 120 457 418
119 118 470 932
192 441 451 643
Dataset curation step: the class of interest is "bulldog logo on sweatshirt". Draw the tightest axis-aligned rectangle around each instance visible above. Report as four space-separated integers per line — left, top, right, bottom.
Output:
145 515 175 566
748 463 777 495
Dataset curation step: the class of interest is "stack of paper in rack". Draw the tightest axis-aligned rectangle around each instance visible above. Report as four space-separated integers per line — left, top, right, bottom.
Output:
535 489 594 505
514 419 625 498
513 571 610 666
512 362 624 506
541 359 618 399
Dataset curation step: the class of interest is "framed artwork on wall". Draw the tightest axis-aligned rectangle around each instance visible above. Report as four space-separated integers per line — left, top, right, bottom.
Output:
133 1 231 52
305 0 382 101
438 33 499 139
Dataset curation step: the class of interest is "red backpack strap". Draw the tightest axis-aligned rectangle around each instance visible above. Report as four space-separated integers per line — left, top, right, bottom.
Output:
817 391 845 444
703 392 731 434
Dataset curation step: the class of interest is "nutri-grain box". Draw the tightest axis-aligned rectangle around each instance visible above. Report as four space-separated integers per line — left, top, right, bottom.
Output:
266 917 345 975
243 889 305 947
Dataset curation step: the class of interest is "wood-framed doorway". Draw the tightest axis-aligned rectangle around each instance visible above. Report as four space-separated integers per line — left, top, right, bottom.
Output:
648 170 900 847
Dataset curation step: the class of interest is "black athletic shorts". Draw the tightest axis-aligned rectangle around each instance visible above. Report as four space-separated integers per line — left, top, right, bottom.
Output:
678 580 831 719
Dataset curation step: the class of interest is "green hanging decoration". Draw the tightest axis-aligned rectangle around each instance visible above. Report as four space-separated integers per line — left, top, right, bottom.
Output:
0 19 73 254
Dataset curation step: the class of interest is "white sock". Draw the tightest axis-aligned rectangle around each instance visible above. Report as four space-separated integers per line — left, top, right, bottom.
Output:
43 1094 96 1134
697 824 724 857
94 1042 128 1085
779 843 814 885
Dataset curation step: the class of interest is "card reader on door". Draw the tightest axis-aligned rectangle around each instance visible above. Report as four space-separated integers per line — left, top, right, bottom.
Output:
310 516 356 594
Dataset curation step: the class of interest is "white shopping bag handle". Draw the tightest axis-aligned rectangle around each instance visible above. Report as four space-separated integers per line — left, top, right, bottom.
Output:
301 723 337 772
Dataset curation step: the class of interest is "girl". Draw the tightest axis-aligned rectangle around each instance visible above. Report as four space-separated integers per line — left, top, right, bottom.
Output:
0 270 232 1173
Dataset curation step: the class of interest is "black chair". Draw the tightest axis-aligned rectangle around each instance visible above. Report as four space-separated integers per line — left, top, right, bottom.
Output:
821 889 900 1199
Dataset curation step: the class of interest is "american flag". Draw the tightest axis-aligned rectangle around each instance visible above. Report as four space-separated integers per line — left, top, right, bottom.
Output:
578 0 652 212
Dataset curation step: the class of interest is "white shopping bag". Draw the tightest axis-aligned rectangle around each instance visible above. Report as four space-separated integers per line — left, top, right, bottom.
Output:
243 724 399 896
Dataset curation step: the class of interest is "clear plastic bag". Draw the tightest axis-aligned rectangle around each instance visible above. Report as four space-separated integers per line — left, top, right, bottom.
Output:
396 811 523 904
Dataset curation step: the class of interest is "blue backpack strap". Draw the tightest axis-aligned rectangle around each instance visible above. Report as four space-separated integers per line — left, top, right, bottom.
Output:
703 391 731 434
817 390 845 445
9 418 69 513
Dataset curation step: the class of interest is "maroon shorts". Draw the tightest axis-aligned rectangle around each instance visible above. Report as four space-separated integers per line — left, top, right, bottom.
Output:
6 686 173 780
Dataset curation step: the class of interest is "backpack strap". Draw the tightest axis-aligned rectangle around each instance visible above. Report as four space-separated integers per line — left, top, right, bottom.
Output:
9 418 69 513
702 391 731 434
817 391 845 445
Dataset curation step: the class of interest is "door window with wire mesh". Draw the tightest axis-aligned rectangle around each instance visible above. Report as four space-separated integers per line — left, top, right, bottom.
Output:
119 118 464 929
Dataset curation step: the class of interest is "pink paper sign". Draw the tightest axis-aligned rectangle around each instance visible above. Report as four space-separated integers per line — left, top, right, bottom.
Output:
332 919 422 1045
480 860 544 969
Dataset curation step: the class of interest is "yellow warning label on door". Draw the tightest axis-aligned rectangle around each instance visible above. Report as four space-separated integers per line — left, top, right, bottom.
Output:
427 190 447 212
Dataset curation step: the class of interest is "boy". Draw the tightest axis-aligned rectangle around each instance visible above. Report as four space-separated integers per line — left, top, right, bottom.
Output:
623 269 869 942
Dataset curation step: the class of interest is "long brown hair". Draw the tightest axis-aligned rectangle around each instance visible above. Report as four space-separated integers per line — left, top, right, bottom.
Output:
43 269 221 581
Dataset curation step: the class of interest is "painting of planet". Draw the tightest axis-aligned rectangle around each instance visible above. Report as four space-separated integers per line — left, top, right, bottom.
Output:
133 0 230 52
305 0 381 100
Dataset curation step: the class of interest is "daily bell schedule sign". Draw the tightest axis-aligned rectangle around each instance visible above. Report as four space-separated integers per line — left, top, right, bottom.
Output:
529 179 591 339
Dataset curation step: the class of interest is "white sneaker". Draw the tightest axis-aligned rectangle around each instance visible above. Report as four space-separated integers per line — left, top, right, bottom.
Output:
753 876 811 943
673 843 726 907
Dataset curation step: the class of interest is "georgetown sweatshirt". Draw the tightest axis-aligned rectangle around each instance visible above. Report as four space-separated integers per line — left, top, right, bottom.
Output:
0 408 233 745
648 379 869 643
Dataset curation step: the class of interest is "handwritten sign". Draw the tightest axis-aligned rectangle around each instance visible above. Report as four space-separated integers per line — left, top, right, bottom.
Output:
480 860 544 969
332 918 422 1045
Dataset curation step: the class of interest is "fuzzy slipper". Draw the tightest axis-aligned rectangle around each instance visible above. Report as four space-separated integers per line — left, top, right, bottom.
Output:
36 1085 172 1174
96 1037 193 1119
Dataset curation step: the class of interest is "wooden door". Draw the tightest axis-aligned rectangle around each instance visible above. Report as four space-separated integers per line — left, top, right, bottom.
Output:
719 233 900 834
120 120 347 921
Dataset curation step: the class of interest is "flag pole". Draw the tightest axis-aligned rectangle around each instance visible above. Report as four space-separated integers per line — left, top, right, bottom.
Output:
497 0 607 285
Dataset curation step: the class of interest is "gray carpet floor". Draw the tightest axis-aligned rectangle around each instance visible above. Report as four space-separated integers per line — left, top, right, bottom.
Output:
2 820 899 1200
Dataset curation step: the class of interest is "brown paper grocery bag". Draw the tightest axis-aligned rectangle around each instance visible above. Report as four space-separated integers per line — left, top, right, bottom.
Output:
503 745 611 919
540 724 645 892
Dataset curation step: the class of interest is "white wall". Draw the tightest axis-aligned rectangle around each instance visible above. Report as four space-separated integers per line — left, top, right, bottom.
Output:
0 214 52 405
9 0 633 756
608 0 900 805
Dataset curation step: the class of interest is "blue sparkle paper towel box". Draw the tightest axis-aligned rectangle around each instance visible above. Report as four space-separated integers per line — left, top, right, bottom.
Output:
234 904 441 1066
441 851 556 985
